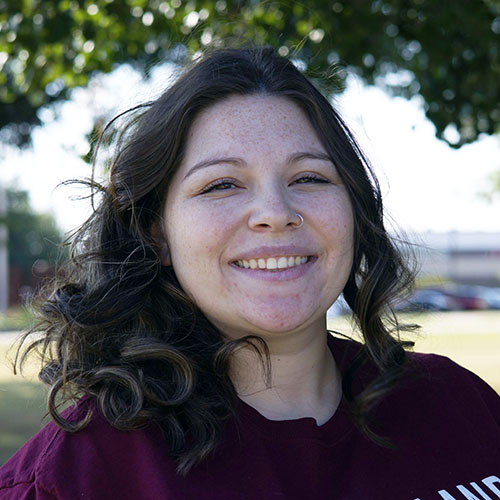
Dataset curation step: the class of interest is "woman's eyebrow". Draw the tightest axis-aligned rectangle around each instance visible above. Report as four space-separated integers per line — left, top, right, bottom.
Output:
183 157 244 180
286 151 333 164
182 150 333 180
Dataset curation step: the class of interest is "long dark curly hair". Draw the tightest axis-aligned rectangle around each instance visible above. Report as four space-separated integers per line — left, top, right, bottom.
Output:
17 46 416 475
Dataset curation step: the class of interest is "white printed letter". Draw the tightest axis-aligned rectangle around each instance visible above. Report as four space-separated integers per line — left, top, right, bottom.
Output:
482 477 500 498
470 481 493 500
439 490 457 500
457 485 485 500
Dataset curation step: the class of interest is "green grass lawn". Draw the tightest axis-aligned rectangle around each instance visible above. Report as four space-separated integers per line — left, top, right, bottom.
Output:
0 335 49 465
0 310 499 466
0 381 48 463
0 307 34 332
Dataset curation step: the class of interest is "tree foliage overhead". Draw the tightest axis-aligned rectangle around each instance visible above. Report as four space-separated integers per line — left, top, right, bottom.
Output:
1 0 499 148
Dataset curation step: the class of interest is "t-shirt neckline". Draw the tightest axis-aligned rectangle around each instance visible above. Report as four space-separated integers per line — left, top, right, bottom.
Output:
235 334 358 443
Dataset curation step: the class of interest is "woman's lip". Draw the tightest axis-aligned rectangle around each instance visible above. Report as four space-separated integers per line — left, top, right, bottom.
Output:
230 245 317 262
229 257 316 281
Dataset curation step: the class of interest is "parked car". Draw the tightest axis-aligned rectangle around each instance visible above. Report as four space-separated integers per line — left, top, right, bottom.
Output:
394 288 457 312
435 285 488 310
467 286 500 309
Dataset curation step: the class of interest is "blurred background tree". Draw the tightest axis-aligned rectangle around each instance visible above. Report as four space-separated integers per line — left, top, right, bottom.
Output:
2 187 64 304
0 0 499 149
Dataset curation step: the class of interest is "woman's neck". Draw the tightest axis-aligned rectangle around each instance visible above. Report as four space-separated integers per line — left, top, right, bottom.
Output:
230 328 342 425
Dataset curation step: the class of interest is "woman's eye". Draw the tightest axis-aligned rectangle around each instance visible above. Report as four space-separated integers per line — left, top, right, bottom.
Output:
200 180 237 194
293 175 330 185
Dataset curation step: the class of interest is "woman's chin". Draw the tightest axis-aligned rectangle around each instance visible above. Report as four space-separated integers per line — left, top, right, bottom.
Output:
221 308 325 339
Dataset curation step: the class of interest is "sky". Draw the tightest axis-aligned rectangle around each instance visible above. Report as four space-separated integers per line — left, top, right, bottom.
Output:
1 63 500 235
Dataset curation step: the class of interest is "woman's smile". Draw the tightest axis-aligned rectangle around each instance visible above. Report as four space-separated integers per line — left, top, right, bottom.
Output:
163 94 354 338
233 256 310 271
229 255 317 283
230 245 316 271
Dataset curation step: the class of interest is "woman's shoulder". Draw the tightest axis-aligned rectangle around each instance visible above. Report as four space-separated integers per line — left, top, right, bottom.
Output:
0 398 105 497
329 332 500 419
407 349 500 414
377 348 500 440
406 349 497 394
0 398 88 495
0 414 63 499
0 396 175 499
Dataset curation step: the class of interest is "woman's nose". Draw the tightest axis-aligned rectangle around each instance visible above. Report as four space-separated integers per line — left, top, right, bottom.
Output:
247 186 303 232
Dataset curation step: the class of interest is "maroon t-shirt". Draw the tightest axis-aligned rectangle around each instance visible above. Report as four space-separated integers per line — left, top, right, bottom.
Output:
1 335 499 500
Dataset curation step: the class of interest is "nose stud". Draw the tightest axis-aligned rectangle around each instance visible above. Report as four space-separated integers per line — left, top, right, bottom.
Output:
294 213 304 228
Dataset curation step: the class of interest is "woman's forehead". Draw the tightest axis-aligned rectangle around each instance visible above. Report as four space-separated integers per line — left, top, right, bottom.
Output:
182 94 325 159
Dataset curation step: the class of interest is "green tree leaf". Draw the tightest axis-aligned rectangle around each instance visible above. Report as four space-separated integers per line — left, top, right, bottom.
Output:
0 0 499 148
3 188 65 287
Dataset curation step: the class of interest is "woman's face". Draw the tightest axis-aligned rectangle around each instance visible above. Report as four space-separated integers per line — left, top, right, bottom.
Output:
162 94 354 340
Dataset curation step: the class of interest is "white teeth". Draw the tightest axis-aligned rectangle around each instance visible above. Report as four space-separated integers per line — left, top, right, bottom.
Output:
278 257 288 269
267 258 277 269
234 256 311 270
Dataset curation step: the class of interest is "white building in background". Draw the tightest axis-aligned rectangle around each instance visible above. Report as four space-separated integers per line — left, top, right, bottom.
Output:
408 232 500 286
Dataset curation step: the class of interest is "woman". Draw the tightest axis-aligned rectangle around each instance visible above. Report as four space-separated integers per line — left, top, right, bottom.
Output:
1 47 499 500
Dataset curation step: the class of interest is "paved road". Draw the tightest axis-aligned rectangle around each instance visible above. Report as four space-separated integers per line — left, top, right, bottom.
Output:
0 331 25 345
